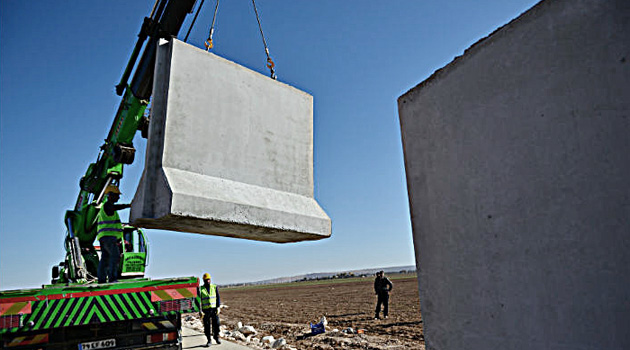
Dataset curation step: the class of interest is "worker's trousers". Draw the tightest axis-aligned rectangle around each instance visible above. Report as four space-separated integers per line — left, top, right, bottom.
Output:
98 236 120 283
375 292 389 318
203 308 220 342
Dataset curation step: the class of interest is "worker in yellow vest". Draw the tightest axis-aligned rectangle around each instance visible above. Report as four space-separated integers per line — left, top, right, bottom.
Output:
96 186 130 283
199 273 221 347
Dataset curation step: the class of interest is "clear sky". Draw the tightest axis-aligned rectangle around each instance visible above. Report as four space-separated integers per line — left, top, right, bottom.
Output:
0 0 539 289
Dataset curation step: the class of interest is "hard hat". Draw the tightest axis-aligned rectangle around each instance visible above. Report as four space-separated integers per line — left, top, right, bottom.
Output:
104 186 121 195
202 273 211 280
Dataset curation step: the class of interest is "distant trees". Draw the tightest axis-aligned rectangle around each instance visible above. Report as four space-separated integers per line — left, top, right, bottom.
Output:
223 269 417 288
332 272 354 279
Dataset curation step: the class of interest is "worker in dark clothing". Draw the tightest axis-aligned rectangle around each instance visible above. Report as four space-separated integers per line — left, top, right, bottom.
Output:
374 270 393 319
96 186 131 283
199 273 221 347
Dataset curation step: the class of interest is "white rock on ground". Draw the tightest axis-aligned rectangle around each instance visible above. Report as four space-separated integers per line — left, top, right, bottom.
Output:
239 325 257 335
262 335 275 344
271 338 286 349
232 331 246 341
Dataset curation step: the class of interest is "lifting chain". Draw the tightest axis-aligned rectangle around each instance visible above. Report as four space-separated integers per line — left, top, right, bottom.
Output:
204 0 220 50
186 0 277 80
251 0 277 79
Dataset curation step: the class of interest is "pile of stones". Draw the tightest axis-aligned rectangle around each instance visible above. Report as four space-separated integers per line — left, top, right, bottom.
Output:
219 322 296 350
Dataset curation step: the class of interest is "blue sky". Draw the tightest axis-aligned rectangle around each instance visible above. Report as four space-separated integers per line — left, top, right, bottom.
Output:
0 0 539 289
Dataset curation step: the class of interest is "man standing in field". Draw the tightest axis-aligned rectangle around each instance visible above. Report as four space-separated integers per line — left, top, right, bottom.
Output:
374 270 393 319
199 273 221 347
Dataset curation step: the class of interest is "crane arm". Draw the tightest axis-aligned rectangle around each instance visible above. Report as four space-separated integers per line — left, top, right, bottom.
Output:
58 0 197 283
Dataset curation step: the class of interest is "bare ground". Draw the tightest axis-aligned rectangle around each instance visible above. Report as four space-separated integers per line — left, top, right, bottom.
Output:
185 275 424 350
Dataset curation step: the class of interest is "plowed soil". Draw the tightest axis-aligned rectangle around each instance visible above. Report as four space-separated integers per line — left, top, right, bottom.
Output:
215 275 424 349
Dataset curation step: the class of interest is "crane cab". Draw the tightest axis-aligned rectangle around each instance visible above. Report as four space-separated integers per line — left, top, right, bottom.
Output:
93 225 148 280
119 226 148 278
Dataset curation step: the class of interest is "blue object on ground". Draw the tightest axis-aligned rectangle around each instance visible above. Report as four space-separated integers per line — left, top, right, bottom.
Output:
310 322 325 335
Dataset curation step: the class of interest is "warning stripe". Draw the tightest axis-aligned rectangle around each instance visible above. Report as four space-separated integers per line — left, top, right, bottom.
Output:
42 299 65 329
24 292 154 331
159 320 175 329
151 287 196 301
142 322 158 330
6 333 49 347
0 302 31 316
1 283 198 333
0 282 197 304
64 296 86 327
142 319 176 331
53 297 75 328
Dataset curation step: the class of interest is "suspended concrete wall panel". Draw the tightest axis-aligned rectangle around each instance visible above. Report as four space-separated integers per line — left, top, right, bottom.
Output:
131 39 331 243
398 0 629 349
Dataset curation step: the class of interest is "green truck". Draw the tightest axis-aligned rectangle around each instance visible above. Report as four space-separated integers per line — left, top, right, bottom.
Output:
0 277 198 349
1 1 201 348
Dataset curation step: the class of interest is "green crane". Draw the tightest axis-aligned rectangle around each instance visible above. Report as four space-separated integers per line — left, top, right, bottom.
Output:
53 0 198 284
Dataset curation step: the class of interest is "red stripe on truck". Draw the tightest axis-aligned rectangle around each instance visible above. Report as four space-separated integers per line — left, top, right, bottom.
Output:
0 282 197 303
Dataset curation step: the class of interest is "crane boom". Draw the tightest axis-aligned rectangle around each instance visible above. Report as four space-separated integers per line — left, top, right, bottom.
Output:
56 0 197 284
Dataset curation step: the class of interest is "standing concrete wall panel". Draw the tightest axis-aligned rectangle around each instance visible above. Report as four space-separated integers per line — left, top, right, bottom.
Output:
398 0 629 349
131 39 331 243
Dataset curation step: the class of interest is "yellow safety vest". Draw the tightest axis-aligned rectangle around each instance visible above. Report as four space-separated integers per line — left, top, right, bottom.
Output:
95 205 123 241
200 284 217 309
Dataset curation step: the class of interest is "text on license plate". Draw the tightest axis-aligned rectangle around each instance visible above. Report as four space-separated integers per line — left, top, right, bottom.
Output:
79 338 116 350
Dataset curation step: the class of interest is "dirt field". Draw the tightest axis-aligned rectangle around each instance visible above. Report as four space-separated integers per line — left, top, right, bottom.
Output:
199 275 425 349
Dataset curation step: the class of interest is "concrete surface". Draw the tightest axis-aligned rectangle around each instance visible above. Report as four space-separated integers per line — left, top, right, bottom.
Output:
398 0 630 349
182 326 252 349
131 39 331 243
